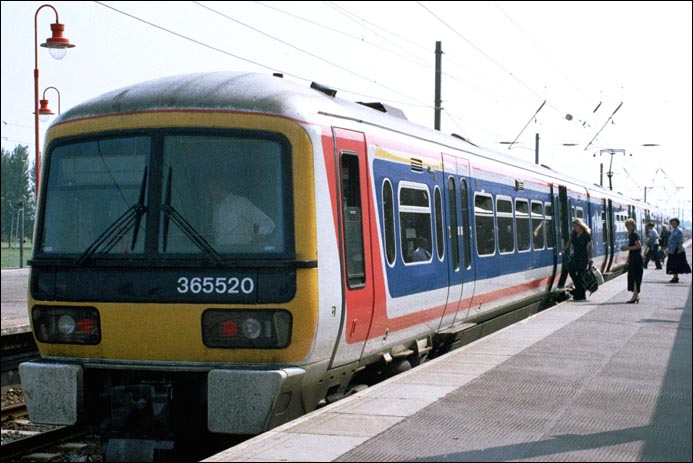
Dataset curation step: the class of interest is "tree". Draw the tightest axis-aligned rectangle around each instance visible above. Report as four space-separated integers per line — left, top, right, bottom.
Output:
1 145 35 245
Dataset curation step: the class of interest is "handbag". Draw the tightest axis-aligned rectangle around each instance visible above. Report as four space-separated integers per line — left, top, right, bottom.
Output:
581 267 599 293
592 266 604 285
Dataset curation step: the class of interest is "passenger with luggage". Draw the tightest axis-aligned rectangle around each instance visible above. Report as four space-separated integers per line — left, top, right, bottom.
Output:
563 218 594 301
643 222 662 269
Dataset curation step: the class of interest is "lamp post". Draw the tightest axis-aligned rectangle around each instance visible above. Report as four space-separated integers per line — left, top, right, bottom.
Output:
17 197 25 268
39 86 61 120
34 4 75 199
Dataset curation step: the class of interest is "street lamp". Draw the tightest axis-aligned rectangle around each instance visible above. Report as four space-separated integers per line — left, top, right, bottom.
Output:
39 86 61 121
17 197 26 268
34 4 75 199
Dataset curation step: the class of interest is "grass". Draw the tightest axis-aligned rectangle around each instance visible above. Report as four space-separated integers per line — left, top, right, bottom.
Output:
1 242 32 269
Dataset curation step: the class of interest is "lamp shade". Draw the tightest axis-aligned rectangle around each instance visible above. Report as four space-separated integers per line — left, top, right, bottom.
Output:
40 23 75 60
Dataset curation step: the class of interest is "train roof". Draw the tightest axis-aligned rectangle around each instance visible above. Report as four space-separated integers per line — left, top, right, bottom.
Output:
53 71 652 208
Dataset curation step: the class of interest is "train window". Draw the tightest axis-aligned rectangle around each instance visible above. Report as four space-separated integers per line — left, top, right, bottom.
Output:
448 178 459 270
160 135 289 257
515 199 531 252
474 193 495 256
576 207 584 219
531 201 545 250
340 153 366 287
434 187 445 260
496 196 514 254
399 182 433 264
545 203 555 249
40 136 150 255
460 179 471 268
382 179 396 266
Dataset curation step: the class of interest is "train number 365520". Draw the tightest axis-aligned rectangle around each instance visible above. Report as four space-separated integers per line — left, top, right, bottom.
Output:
176 276 255 295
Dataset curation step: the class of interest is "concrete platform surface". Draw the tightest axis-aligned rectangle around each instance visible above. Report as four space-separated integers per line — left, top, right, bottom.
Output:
205 246 692 462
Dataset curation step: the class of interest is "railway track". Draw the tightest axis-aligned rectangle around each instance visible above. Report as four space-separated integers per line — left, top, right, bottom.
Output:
1 331 39 394
1 422 95 462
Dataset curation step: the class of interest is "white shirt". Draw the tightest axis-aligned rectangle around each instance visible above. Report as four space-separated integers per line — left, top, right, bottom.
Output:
214 193 275 245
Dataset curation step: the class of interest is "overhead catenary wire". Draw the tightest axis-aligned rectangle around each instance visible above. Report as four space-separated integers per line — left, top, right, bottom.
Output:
94 1 430 109
584 101 624 150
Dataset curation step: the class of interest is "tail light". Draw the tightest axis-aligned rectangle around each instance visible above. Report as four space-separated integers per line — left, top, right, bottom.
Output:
202 309 291 349
32 305 101 345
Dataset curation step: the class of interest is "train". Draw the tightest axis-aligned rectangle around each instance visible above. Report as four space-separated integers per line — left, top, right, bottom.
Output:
20 71 667 461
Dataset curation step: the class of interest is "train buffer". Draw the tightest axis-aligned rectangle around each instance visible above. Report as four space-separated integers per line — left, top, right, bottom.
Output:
204 245 692 462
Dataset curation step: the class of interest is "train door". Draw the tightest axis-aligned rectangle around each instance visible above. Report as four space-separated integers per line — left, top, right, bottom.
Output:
547 184 559 289
605 199 615 272
439 154 471 329
329 128 375 367
599 198 609 273
557 185 571 287
455 167 475 322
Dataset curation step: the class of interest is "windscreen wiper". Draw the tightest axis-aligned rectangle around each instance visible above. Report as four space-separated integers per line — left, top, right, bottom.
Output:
129 167 148 250
162 168 223 264
76 168 147 265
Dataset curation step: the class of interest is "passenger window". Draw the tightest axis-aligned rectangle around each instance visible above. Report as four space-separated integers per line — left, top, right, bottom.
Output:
475 194 495 256
532 201 545 250
515 199 530 251
496 197 514 254
340 153 365 288
434 187 445 261
545 203 554 249
399 183 433 264
382 179 396 266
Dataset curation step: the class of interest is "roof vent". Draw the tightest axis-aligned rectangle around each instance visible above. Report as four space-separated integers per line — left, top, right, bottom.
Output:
357 102 407 120
310 82 337 97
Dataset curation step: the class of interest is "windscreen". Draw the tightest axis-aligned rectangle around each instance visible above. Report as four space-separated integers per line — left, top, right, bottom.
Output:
38 131 292 261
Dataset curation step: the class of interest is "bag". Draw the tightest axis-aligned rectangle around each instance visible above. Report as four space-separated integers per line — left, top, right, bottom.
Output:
592 266 604 285
581 267 599 294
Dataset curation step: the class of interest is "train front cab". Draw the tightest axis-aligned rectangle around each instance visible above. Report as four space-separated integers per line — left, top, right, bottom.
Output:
20 110 327 460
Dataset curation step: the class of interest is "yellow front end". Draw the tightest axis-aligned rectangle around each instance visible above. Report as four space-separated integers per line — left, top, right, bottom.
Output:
30 110 319 365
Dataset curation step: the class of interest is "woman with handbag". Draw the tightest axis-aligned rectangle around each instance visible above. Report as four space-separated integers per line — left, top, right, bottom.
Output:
563 218 594 301
666 218 691 283
620 218 643 303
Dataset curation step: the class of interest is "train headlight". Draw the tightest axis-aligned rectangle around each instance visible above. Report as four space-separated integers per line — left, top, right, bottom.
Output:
57 315 76 335
241 318 262 339
32 306 101 345
202 309 292 349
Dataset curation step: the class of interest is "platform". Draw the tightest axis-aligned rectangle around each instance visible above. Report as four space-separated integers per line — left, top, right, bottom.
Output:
205 246 692 462
1 267 31 335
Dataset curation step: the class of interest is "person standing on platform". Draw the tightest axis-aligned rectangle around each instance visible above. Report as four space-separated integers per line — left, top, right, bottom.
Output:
563 218 594 301
643 222 662 269
665 217 691 283
620 218 643 303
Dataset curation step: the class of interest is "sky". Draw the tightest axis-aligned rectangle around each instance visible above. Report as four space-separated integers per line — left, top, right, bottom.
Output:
2 1 692 221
